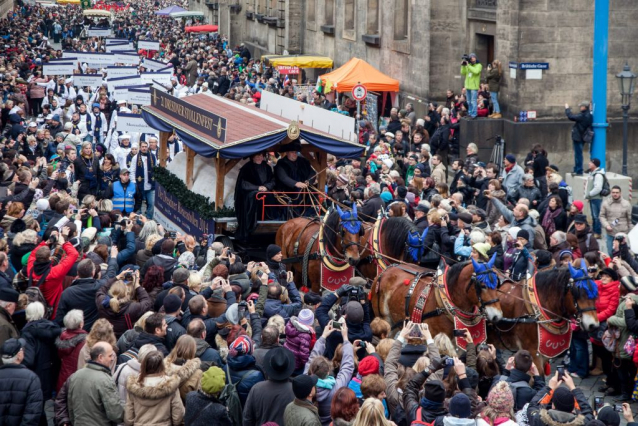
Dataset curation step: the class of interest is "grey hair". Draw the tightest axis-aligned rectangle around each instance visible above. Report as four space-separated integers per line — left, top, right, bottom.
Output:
0 301 13 309
2 354 19 365
63 309 84 330
137 344 156 362
26 302 45 322
138 220 161 242
523 174 534 181
368 184 381 195
211 242 224 256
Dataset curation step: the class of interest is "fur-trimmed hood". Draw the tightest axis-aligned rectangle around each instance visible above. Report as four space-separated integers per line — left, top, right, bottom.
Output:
539 409 585 426
163 358 201 386
55 329 87 353
126 374 181 402
288 316 311 333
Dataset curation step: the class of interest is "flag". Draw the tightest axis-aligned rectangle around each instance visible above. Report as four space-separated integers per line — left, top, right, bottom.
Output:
315 76 322 93
324 79 333 94
283 74 290 86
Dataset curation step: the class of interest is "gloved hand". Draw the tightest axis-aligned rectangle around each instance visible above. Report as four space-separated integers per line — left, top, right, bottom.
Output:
336 285 353 297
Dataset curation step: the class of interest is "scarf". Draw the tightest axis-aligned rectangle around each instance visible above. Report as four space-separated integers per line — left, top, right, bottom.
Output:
93 112 102 138
82 154 98 189
420 396 443 411
316 376 336 390
542 207 563 237
80 111 91 132
135 151 156 187
32 260 51 277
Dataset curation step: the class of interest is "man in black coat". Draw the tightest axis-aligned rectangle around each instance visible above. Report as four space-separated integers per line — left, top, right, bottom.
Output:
234 153 276 241
0 338 44 426
414 204 429 232
0 253 12 289
153 268 194 312
565 102 592 176
54 255 119 331
163 295 185 352
359 185 384 223
275 141 316 212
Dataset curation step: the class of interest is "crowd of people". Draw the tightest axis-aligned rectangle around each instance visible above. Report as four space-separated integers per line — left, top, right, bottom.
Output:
0 1 637 426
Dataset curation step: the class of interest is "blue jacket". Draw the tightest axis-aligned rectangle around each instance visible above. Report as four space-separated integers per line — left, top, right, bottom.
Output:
226 354 264 406
0 364 43 426
261 281 302 326
112 180 136 214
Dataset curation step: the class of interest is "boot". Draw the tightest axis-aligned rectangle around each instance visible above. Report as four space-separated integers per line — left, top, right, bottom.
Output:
590 358 603 376
491 113 502 119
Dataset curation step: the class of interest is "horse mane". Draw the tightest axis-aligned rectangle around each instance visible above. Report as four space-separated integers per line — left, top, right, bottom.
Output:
382 217 417 259
534 267 571 308
323 210 340 251
446 261 471 290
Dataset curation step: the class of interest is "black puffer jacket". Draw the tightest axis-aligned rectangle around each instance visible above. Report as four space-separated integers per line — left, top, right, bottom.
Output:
0 364 44 426
184 391 232 426
21 319 62 400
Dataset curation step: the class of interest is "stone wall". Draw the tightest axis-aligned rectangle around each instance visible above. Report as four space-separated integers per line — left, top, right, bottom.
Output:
0 0 12 17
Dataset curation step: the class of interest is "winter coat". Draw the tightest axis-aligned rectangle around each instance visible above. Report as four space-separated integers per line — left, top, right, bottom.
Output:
262 281 303 326
565 107 592 143
432 163 447 184
67 361 125 426
284 399 322 426
55 328 86 392
486 189 507 227
141 254 178 282
164 315 186 352
194 337 224 368
26 241 79 319
509 185 542 208
461 62 483 91
549 241 571 264
501 164 525 197
164 358 202 401
491 368 545 412
125 374 185 426
129 332 170 357
487 244 505 272
21 318 62 400
114 358 141 404
96 281 153 339
570 225 599 258
485 68 502 92
0 305 18 348
226 354 265 406
491 197 538 249
360 194 385 222
607 294 638 359
600 197 633 236
527 385 593 426
184 391 232 426
55 257 119 332
595 280 620 323
243 379 295 426
284 316 315 370
0 363 43 426
303 337 355 426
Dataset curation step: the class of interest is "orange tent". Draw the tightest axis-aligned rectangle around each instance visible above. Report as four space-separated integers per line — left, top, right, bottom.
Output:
320 58 400 93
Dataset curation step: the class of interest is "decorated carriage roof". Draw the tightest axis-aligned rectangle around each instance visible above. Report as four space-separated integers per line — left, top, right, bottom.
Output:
141 88 364 159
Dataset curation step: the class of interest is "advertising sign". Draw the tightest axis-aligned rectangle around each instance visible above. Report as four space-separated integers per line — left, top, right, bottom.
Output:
154 182 216 239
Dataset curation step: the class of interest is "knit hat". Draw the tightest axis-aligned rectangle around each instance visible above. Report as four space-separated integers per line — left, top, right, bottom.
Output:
358 356 380 376
486 381 514 414
36 198 49 212
473 243 491 259
621 276 638 292
0 287 19 303
178 251 195 269
201 366 226 395
449 393 472 418
572 200 584 212
298 309 315 327
505 154 516 164
559 249 573 260
600 268 619 282
163 294 182 314
292 374 318 399
344 301 364 324
406 192 416 204
517 229 530 241
226 303 240 325
423 380 446 403
398 343 427 367
382 159 393 169
551 387 575 412
597 405 621 426
229 335 253 357
380 192 393 203
81 227 97 242
267 244 282 260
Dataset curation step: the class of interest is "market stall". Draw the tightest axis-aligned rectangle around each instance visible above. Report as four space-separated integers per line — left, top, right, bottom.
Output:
262 54 333 86
155 5 186 15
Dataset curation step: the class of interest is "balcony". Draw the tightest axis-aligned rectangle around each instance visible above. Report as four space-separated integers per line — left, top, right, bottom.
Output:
204 0 219 9
320 25 335 35
362 34 380 46
245 11 254 19
229 4 242 13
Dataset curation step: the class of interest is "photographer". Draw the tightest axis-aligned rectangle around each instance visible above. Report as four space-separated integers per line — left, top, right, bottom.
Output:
315 277 372 359
261 269 302 327
109 216 137 268
460 53 483 119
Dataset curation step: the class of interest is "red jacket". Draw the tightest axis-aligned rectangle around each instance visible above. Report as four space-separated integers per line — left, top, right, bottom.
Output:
595 279 620 323
27 241 79 319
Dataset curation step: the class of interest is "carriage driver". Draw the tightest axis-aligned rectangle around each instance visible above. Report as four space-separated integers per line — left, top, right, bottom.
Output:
275 140 317 212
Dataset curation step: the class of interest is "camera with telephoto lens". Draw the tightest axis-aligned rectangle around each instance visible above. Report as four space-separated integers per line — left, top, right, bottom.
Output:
124 272 133 281
345 285 364 302
615 235 626 242
461 53 470 64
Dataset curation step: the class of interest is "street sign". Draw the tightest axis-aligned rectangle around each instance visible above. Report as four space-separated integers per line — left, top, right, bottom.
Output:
352 84 367 101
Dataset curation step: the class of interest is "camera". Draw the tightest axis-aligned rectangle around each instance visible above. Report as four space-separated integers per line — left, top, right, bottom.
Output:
169 231 177 239
557 365 566 379
358 341 367 348
238 301 248 315
332 321 342 330
615 235 625 242
614 404 624 413
477 343 490 352
461 53 470 63
124 272 133 281
453 329 466 337
594 397 604 411
445 357 454 367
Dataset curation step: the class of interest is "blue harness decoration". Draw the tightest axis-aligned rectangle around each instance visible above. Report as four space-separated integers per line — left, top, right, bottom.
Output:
336 205 362 235
568 259 599 300
471 253 499 290
406 228 428 262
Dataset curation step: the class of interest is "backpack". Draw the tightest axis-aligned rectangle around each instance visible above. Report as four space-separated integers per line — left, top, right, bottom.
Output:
411 408 435 426
582 127 594 143
508 380 532 411
597 172 611 197
220 363 248 426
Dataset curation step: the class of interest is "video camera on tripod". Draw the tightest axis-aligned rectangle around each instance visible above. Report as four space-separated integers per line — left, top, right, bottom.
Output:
487 134 505 170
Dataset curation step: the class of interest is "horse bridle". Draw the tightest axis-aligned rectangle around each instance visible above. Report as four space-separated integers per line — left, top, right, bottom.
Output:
566 275 597 319
468 269 501 315
337 218 365 252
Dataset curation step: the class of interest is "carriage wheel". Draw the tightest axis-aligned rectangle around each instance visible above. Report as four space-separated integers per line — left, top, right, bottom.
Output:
215 235 234 251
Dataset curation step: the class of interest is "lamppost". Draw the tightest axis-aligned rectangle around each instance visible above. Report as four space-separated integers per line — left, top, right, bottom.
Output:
616 63 636 176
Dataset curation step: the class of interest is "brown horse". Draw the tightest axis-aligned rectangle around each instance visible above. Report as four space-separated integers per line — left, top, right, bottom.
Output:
488 259 600 370
371 258 504 339
357 216 425 282
276 206 367 294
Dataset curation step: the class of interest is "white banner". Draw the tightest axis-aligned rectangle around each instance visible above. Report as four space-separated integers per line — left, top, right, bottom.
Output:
63 51 117 66
127 89 151 106
142 58 169 71
43 63 76 76
74 74 104 87
113 84 148 100
117 113 155 134
112 51 140 65
105 66 139 79
137 40 160 51
105 38 128 45
105 42 129 52
140 71 172 85
108 75 143 91
88 27 112 37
